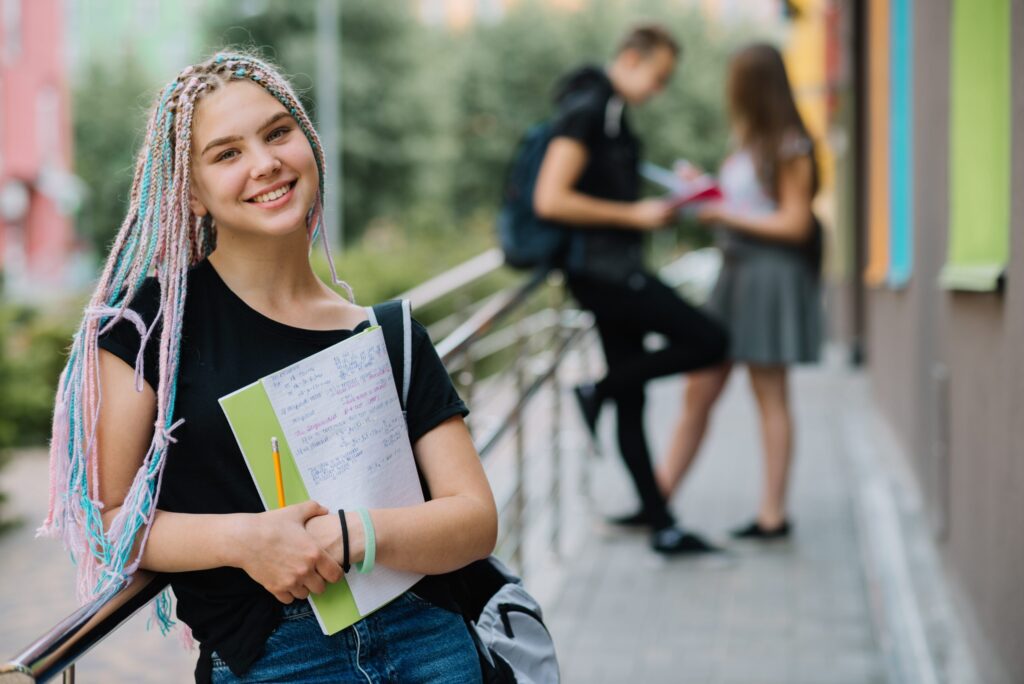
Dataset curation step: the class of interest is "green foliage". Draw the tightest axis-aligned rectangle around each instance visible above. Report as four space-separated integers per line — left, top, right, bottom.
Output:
311 215 517 326
197 0 754 247
204 1 453 244
0 305 75 448
0 303 76 532
72 60 156 255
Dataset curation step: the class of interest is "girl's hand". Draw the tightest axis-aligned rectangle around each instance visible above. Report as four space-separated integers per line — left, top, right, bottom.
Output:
674 160 705 183
305 510 365 567
236 500 343 603
696 202 727 225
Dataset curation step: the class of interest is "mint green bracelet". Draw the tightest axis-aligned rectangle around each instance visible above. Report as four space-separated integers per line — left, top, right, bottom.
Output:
355 508 376 574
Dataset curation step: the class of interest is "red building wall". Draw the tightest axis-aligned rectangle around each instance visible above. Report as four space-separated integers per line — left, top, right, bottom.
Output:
0 0 74 294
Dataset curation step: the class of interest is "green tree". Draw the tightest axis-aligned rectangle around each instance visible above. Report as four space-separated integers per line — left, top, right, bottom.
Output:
204 1 451 245
446 0 750 219
72 59 155 255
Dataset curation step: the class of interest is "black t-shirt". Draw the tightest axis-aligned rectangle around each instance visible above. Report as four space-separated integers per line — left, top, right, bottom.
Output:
549 65 645 282
98 259 468 677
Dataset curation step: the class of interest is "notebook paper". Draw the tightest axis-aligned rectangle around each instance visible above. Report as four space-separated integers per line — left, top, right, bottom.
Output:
219 326 424 634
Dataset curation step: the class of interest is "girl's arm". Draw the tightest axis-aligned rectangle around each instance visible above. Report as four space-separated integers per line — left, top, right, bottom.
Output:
700 154 815 244
305 415 498 575
95 349 342 603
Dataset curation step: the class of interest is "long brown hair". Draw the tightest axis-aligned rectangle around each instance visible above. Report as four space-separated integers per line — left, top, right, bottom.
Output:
727 43 819 200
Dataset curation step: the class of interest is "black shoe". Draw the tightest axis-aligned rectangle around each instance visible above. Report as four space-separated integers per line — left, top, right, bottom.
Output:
730 519 792 540
651 526 721 556
606 510 655 529
573 384 603 437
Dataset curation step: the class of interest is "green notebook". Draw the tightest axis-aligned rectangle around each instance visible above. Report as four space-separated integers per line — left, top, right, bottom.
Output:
219 325 424 635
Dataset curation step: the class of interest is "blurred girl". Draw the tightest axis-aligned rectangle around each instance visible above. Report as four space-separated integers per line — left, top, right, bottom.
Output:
657 43 823 539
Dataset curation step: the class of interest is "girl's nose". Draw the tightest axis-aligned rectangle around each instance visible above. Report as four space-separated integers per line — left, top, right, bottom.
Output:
251 152 282 178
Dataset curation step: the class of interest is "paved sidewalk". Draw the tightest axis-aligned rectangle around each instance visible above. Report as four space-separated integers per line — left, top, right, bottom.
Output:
0 450 196 682
544 360 887 684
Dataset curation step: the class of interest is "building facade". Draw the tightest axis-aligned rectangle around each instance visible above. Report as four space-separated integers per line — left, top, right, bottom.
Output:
0 0 75 297
837 0 1023 680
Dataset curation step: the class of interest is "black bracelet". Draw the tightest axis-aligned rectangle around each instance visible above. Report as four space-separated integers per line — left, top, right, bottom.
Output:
338 509 351 574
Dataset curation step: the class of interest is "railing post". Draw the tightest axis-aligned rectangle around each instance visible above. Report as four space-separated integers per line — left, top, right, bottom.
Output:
456 291 476 408
63 665 75 683
548 273 564 560
512 314 528 576
579 323 596 502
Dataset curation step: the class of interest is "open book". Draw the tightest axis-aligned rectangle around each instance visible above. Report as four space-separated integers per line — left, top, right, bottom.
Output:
640 161 723 209
219 326 424 635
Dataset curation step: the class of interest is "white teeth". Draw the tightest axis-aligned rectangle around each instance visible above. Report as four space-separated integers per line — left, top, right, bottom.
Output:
251 183 292 203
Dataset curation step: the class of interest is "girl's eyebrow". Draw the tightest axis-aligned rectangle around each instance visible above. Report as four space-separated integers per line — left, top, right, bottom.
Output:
200 111 294 156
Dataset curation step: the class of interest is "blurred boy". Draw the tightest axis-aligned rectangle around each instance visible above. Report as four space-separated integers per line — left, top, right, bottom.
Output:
534 25 728 555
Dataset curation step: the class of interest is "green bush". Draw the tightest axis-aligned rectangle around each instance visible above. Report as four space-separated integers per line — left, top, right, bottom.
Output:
0 304 76 448
312 215 520 326
0 303 76 532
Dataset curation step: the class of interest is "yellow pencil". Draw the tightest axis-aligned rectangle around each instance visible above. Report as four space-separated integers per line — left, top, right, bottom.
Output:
271 437 286 508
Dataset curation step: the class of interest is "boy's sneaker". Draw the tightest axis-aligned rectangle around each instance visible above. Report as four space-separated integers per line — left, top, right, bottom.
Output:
651 526 721 556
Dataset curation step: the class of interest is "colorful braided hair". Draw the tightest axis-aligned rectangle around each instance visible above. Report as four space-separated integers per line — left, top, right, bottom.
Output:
40 52 350 632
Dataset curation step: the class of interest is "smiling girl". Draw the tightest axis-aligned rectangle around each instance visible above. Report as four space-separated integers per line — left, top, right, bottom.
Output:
42 53 495 683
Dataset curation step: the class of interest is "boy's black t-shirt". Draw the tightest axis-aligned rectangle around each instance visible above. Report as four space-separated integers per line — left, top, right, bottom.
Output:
98 259 467 677
548 65 645 283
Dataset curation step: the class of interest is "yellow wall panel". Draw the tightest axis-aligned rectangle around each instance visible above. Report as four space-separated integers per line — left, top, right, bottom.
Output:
864 0 891 286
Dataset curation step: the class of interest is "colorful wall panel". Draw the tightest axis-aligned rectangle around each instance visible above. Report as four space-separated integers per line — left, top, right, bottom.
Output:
940 0 1011 291
864 0 890 287
887 0 913 287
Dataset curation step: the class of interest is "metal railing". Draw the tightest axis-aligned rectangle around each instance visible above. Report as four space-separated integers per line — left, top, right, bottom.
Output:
1 250 598 683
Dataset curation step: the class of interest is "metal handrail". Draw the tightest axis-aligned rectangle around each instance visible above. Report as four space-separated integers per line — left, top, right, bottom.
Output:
436 267 550 365
395 248 505 311
473 310 589 458
0 572 168 683
0 256 573 684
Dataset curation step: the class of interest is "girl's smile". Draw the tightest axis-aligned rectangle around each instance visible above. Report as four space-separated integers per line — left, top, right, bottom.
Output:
245 179 297 208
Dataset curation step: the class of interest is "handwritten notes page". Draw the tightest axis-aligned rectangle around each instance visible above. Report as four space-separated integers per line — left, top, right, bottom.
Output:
260 327 424 615
218 325 425 633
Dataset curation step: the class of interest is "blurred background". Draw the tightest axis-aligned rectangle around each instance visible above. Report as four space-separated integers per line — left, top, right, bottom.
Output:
1 1 1020 683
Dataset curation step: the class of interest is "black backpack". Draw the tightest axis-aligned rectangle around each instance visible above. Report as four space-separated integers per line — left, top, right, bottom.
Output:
368 301 561 684
496 123 569 270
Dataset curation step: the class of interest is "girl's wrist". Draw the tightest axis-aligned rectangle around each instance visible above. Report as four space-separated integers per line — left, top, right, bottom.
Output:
345 511 366 565
225 513 258 568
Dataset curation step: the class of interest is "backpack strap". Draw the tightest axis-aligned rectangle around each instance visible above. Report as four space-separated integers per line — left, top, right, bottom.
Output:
366 299 412 414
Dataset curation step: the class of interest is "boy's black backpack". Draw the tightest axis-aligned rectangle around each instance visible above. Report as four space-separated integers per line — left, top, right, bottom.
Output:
496 123 569 270
368 300 561 684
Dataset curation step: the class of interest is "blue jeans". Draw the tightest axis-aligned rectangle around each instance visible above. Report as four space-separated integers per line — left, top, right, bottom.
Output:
211 591 482 683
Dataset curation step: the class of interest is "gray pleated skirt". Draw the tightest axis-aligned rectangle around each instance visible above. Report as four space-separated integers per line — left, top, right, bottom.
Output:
704 246 823 365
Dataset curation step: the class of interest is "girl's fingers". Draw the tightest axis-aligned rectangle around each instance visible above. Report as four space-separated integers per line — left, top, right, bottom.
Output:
316 552 343 584
304 573 327 596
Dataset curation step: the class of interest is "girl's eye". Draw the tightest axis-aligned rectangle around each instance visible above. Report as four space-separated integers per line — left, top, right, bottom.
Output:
215 149 238 162
267 126 291 142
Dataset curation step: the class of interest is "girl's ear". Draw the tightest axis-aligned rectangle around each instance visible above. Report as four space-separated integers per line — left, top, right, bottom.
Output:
189 184 208 217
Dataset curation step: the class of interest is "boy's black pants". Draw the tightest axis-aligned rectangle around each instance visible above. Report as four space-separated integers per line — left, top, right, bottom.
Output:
567 270 729 530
